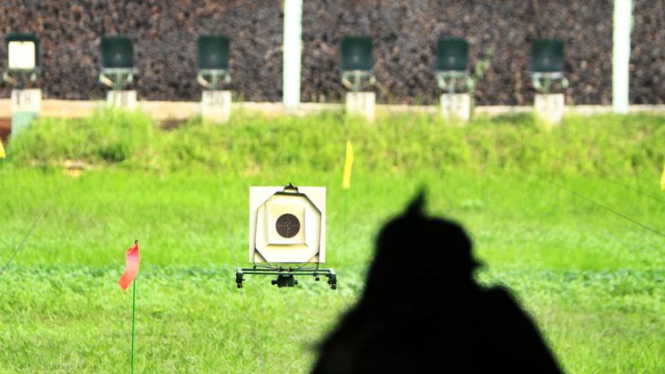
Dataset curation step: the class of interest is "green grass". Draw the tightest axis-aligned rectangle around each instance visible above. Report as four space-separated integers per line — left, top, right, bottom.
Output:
0 111 664 373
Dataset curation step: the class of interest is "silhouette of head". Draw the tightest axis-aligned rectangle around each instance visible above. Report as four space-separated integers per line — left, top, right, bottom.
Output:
312 191 563 374
363 191 481 299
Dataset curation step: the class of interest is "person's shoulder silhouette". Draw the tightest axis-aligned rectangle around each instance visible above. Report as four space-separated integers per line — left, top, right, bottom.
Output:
312 192 563 374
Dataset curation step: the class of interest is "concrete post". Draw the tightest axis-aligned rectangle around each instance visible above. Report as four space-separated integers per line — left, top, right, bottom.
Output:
202 90 232 124
440 93 471 122
346 92 376 122
283 0 303 110
534 93 565 128
10 89 41 138
613 0 632 113
107 90 137 110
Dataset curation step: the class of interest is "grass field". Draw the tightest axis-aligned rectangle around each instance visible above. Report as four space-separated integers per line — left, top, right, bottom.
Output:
0 110 664 373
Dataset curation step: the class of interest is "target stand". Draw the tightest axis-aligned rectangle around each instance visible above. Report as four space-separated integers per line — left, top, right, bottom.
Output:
235 265 337 289
238 184 337 291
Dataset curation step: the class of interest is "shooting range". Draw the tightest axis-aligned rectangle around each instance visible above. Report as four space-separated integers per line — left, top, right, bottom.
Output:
1 0 664 373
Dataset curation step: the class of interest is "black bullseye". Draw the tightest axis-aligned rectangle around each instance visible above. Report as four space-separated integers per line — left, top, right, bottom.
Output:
276 213 300 238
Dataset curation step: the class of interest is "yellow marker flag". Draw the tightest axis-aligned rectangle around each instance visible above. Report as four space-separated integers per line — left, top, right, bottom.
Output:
342 140 354 189
0 141 5 159
661 163 665 191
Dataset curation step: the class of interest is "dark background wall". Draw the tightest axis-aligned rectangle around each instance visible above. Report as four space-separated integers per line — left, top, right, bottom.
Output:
0 0 283 101
0 0 662 105
631 0 665 104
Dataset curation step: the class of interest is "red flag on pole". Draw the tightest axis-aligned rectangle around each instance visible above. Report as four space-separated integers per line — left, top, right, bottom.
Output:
118 240 140 291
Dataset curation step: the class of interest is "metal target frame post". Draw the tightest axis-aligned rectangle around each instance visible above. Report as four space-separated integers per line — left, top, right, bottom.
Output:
435 38 472 94
235 266 337 289
341 36 376 122
340 36 375 92
99 36 138 110
197 35 232 124
436 70 472 123
436 38 473 122
529 39 568 128
3 33 40 89
436 71 472 95
341 70 376 93
529 39 568 94
3 33 42 139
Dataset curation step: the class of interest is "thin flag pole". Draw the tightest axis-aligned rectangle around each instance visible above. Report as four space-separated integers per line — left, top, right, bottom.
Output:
131 278 137 374
118 239 140 374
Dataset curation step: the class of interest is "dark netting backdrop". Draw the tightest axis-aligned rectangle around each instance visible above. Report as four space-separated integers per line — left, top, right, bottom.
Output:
0 0 662 104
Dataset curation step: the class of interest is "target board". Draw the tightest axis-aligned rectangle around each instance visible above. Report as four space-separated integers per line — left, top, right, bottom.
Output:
249 186 326 263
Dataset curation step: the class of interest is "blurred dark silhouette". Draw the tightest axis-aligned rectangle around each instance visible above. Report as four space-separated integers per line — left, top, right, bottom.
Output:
311 192 563 374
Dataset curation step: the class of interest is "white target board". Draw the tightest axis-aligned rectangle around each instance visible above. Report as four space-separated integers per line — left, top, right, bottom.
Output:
249 186 326 264
8 41 36 70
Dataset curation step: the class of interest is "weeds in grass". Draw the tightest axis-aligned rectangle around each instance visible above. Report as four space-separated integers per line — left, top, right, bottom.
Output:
6 110 664 178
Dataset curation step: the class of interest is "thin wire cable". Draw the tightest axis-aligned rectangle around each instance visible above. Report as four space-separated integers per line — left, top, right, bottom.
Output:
278 287 312 346
543 153 665 205
533 138 664 250
520 167 665 239
282 359 301 374
240 287 264 374
0 179 65 276
497 169 636 251
335 287 352 310
276 287 312 374
596 174 665 205
533 136 665 238
0 177 64 261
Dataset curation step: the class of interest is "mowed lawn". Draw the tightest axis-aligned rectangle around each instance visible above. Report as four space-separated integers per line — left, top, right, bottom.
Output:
0 111 664 373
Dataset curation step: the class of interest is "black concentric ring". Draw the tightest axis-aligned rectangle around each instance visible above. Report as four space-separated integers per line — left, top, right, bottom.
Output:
276 213 300 238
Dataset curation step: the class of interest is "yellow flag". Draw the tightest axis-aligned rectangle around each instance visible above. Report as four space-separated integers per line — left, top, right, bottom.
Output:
342 140 354 189
661 163 665 191
0 141 5 159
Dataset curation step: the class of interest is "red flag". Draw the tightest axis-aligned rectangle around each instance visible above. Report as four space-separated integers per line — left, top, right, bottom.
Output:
118 240 140 291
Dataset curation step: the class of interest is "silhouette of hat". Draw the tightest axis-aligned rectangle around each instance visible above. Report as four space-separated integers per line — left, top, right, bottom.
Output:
364 191 481 297
312 192 563 374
